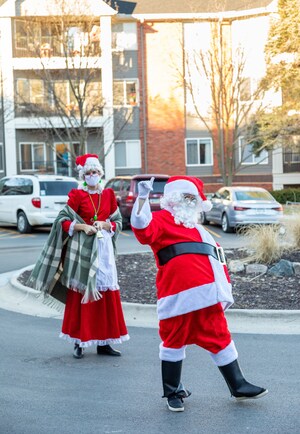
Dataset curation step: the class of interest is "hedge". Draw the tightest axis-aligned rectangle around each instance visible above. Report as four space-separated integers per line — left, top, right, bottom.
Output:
270 188 300 204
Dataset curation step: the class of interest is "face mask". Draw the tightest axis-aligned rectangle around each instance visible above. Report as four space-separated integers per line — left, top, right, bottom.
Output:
85 174 100 187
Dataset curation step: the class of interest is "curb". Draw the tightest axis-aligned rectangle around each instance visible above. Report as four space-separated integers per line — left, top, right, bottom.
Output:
0 266 300 334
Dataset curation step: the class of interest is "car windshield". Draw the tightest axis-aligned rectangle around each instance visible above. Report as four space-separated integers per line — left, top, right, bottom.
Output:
133 179 167 194
152 180 168 194
39 181 78 196
235 191 274 201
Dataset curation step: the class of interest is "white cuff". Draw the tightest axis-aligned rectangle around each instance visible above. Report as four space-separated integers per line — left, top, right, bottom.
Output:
209 341 238 366
106 219 115 236
159 343 187 362
68 219 77 237
130 198 152 229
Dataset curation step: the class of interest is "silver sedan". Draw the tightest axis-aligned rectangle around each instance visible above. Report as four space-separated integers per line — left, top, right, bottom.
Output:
200 186 283 233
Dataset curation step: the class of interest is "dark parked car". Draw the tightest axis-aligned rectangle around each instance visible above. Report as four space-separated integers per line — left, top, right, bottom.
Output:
105 174 170 228
200 186 283 233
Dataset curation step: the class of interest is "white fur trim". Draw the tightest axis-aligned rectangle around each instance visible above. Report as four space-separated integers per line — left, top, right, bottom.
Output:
68 219 77 237
85 157 102 169
164 180 199 197
157 281 233 320
130 197 153 229
202 200 212 212
159 342 187 361
59 332 130 348
209 341 238 366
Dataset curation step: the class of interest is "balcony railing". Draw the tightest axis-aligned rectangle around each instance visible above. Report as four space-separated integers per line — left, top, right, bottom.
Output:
13 35 101 58
17 159 78 177
283 152 300 173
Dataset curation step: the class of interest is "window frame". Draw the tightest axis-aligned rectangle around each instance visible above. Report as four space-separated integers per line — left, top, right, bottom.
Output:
113 79 139 107
239 137 268 165
19 142 46 172
185 137 213 166
0 143 4 172
114 140 141 169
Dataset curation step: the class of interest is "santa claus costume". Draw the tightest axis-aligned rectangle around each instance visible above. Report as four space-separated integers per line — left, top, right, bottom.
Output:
131 176 267 412
59 154 129 358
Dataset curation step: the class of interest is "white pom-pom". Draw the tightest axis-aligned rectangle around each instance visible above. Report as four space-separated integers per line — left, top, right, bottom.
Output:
202 200 212 212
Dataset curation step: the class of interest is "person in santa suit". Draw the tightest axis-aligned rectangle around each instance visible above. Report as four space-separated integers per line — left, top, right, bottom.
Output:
130 175 267 412
60 153 129 358
28 153 129 359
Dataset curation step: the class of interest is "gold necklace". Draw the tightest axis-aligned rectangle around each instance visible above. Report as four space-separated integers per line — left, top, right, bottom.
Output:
88 192 101 222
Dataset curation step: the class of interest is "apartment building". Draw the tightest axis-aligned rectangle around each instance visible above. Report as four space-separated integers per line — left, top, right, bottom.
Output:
0 0 140 181
0 0 299 190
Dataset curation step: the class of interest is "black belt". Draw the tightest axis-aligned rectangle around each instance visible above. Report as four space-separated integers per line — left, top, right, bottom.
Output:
157 242 226 266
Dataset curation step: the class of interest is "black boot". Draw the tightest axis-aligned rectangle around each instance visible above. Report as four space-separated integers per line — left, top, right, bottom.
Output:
162 360 191 412
97 345 121 357
218 359 268 400
73 344 84 359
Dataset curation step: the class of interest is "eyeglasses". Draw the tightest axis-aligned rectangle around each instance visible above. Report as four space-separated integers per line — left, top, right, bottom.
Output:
85 171 100 176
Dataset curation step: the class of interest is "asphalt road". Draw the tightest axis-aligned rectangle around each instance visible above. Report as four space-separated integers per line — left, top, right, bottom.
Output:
0 307 299 434
0 225 246 274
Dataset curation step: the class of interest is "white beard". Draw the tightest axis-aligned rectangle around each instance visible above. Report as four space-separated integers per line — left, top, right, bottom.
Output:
160 192 201 228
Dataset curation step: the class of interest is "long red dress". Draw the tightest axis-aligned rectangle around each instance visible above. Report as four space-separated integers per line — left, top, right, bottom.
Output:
59 187 129 348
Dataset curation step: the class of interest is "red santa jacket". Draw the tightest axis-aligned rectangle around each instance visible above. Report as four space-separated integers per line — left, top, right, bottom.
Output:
131 201 234 320
61 188 118 233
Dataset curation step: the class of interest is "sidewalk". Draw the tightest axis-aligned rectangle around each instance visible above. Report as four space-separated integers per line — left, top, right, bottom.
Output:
0 265 300 335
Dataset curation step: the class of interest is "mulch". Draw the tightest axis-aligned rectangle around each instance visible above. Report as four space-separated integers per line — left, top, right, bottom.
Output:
17 249 300 310
116 249 300 310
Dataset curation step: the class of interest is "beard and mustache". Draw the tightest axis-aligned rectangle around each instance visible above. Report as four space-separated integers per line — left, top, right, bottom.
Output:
160 192 201 228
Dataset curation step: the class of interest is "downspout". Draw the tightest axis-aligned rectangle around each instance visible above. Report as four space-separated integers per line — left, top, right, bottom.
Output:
139 19 148 172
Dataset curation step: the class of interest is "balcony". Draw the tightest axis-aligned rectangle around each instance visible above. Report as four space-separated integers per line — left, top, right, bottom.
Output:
13 21 101 58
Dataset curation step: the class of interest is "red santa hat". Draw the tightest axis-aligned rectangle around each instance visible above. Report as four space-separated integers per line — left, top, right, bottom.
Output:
164 176 212 211
75 153 104 177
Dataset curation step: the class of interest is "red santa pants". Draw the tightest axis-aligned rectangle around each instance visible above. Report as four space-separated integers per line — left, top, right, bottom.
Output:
159 303 237 365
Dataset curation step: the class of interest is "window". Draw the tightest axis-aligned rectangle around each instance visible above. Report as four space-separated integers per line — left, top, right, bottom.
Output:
112 23 137 51
20 143 46 171
240 77 261 102
0 177 33 195
113 80 138 106
55 142 80 176
114 140 141 169
185 138 213 166
239 137 268 165
0 143 3 171
85 81 103 115
39 181 78 196
284 146 300 164
16 78 45 106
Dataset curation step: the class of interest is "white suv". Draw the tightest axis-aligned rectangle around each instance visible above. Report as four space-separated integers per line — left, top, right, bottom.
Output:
0 174 78 233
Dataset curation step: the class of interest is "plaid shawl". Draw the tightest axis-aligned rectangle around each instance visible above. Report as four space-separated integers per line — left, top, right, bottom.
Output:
27 204 122 304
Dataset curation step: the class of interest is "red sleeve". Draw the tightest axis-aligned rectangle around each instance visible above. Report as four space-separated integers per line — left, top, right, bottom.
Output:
106 188 118 214
61 189 79 233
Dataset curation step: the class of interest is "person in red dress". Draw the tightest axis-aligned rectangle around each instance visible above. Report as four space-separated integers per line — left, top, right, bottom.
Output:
131 176 267 412
59 153 129 359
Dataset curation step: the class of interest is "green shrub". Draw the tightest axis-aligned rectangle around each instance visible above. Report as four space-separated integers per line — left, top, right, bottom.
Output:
270 188 300 204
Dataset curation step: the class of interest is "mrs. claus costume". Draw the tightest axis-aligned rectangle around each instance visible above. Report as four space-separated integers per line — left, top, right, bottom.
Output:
28 154 129 359
131 176 267 412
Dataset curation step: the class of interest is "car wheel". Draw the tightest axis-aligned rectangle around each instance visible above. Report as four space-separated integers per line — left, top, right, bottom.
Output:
17 211 32 234
199 212 209 225
221 213 233 233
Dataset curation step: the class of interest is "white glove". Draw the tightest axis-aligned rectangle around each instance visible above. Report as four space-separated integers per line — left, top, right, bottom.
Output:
138 177 155 199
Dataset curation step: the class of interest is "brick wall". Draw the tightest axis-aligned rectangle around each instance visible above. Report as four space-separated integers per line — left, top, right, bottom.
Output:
138 22 186 175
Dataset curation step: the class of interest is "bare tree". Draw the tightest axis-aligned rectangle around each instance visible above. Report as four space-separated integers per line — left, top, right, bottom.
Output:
14 0 132 173
184 20 265 186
